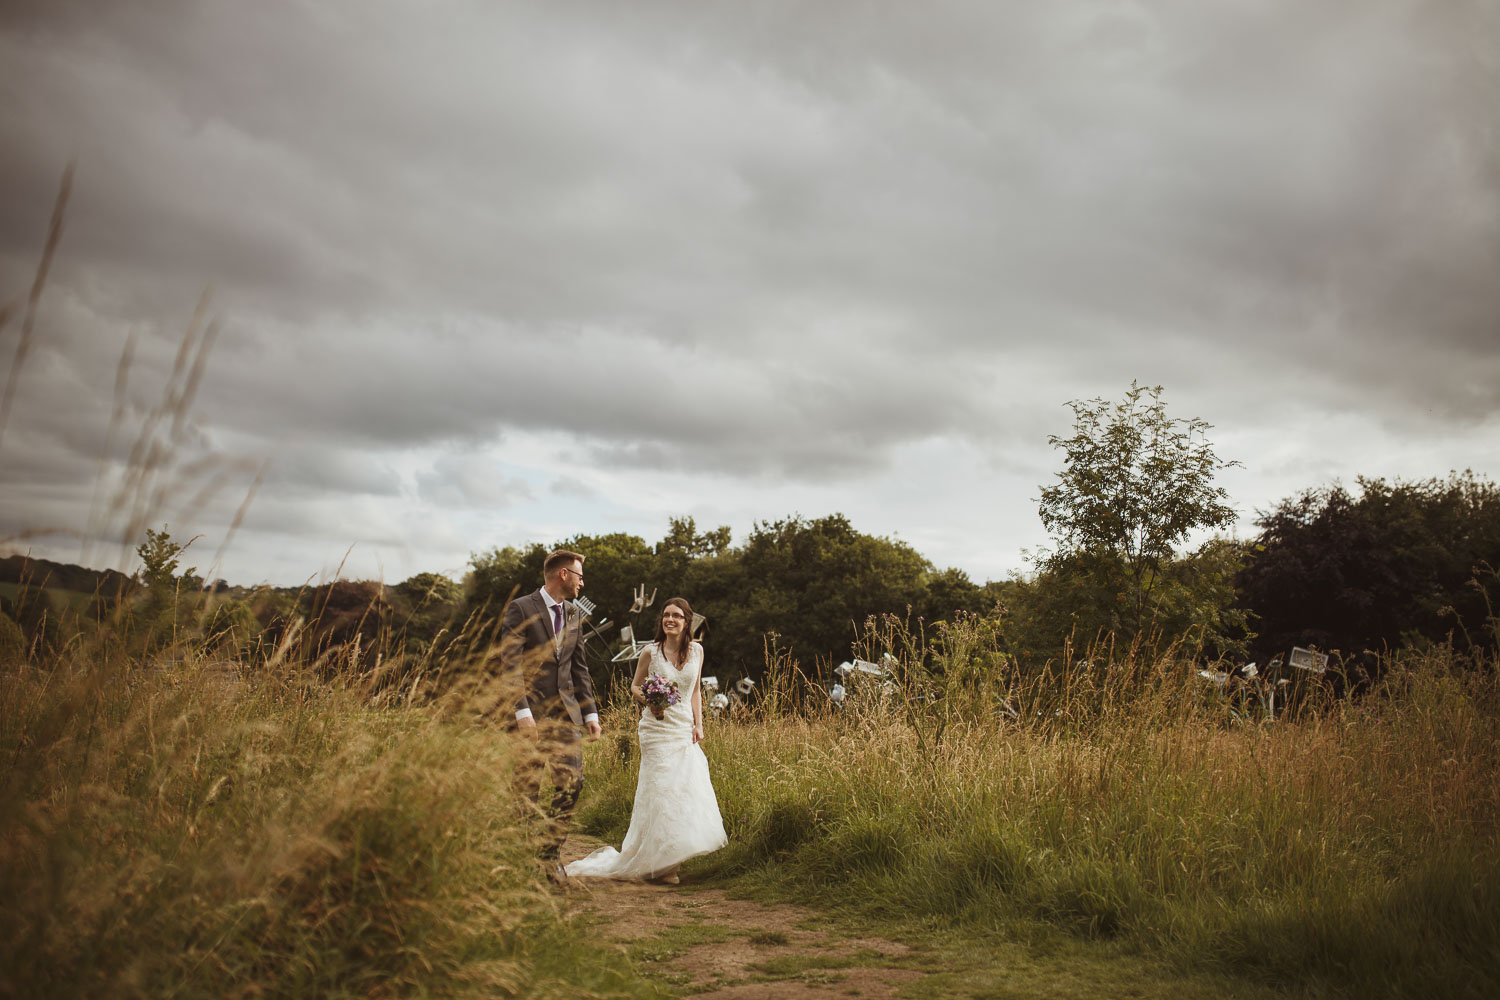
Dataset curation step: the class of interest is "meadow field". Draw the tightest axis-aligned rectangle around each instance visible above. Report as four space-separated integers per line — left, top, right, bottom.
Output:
0 625 660 1000
2 609 1497 998
584 618 1500 998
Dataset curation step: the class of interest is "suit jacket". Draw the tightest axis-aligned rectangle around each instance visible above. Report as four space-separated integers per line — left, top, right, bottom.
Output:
499 589 596 727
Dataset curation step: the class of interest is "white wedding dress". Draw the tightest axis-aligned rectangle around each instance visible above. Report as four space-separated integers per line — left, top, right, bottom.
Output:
566 641 727 880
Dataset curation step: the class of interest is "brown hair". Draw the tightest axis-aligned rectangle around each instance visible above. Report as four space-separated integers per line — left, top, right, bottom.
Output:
653 596 694 667
543 549 584 578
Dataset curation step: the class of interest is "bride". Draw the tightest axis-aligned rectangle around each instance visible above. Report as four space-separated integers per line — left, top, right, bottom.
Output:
565 596 727 884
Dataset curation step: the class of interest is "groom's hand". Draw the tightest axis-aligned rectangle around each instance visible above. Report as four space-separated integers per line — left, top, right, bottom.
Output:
585 718 602 741
517 716 537 739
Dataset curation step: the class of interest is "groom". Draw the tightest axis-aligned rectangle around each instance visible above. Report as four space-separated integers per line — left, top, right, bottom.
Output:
500 549 602 883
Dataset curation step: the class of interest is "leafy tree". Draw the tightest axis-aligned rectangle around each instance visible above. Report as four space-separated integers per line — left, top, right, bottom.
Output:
132 525 202 647
135 526 197 613
467 533 660 701
652 516 731 597
468 524 732 633
1004 539 1251 666
1237 472 1500 660
466 543 547 613
465 514 977 688
247 586 296 629
658 515 732 560
1147 537 1252 657
392 572 465 650
1037 382 1239 643
304 580 390 664
555 531 658 629
914 567 989 625
705 514 933 674
397 572 463 607
0 554 133 596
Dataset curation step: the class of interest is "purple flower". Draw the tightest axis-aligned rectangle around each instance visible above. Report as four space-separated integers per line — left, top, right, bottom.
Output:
642 674 681 711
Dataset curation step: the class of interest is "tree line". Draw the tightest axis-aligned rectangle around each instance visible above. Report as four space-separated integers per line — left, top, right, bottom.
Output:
460 382 1499 690
5 385 1497 690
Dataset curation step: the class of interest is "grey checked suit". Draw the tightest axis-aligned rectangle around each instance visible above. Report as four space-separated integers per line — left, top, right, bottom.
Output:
499 589 597 861
499 590 597 726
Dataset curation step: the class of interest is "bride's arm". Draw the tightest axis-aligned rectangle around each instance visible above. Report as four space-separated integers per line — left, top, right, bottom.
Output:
630 649 651 707
691 646 705 743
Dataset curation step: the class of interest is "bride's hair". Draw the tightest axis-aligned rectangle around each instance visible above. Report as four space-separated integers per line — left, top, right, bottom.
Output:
654 596 694 666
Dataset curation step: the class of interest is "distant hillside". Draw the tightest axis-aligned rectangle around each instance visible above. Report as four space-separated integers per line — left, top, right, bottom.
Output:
0 555 137 597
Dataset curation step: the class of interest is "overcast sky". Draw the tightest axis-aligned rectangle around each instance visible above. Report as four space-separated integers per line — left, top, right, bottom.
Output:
2 1 1497 593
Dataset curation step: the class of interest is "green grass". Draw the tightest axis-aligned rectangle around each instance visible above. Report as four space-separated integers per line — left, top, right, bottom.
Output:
9 597 1497 998
746 929 790 945
579 624 1500 1000
624 922 736 965
889 927 1293 1000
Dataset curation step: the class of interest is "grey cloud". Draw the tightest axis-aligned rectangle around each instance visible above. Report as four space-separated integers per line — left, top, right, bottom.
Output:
549 475 600 501
263 446 401 501
4 2 1497 583
416 453 534 509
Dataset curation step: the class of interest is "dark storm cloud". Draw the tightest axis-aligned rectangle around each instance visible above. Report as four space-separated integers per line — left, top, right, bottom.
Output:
3 1 1497 582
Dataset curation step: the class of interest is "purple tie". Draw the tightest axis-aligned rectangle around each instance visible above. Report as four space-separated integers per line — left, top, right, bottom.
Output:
553 603 564 636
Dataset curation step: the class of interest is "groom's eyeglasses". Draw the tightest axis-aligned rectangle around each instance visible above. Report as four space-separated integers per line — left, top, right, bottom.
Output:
563 567 584 582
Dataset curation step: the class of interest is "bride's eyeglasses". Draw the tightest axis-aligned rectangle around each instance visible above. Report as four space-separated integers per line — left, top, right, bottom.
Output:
661 612 687 621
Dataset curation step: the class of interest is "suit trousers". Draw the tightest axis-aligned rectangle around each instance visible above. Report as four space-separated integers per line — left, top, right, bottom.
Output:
519 716 584 861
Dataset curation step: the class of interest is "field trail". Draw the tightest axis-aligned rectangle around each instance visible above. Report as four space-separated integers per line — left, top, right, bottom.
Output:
561 837 927 998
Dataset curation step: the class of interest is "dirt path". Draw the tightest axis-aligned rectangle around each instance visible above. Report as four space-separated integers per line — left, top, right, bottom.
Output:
560 838 928 999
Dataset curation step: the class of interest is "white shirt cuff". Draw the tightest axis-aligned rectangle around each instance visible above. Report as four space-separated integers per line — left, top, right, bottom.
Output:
583 712 599 725
515 707 533 721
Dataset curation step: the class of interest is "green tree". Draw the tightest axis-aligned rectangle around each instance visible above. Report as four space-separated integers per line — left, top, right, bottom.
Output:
915 566 988 625
398 572 463 607
1036 382 1239 645
1237 472 1500 660
556 531 657 628
303 580 390 666
136 526 196 610
707 514 933 674
393 572 465 650
133 525 201 646
466 543 547 613
642 516 734 627
657 516 732 559
467 534 658 702
465 514 980 687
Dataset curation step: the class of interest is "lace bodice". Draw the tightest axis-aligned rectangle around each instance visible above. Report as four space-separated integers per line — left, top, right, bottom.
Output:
645 641 701 695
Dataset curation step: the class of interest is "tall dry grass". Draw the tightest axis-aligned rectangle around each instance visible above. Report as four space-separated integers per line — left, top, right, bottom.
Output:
0 626 659 999
579 616 1500 999
4 171 666 997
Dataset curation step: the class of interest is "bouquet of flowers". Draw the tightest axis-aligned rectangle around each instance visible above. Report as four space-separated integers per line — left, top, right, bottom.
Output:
641 674 681 719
